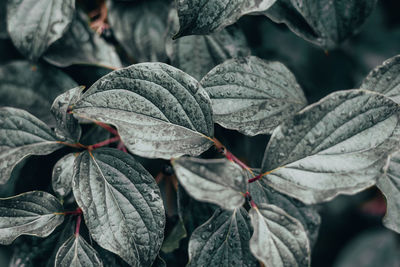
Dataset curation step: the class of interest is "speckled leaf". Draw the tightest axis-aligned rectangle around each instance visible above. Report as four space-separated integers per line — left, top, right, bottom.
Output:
107 0 169 62
7 0 75 60
55 234 103 267
361 55 400 103
0 1 7 39
44 11 122 68
51 87 83 142
201 56 307 136
172 157 247 210
249 203 310 267
0 107 63 184
261 90 400 204
166 8 250 80
376 150 400 233
72 148 165 266
72 63 214 159
174 0 277 37
52 153 76 198
0 191 64 245
0 61 78 125
188 208 258 266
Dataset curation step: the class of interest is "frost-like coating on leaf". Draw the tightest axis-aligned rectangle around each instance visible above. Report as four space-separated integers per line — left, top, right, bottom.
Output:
72 148 165 266
7 0 75 60
73 62 214 159
107 0 169 62
0 61 78 125
52 153 76 198
249 203 310 267
172 157 247 210
261 90 400 204
0 191 64 245
188 208 258 266
51 86 83 142
0 107 63 184
377 150 400 233
44 11 122 69
55 234 103 267
175 0 277 37
201 56 307 136
361 55 400 104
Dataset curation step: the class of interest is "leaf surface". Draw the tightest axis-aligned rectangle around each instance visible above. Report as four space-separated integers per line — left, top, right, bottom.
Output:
52 153 76 198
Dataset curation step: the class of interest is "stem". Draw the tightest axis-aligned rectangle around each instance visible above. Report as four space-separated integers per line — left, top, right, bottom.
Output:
248 174 263 183
75 215 82 236
117 141 128 153
56 141 87 149
62 207 82 216
94 121 118 136
88 136 120 150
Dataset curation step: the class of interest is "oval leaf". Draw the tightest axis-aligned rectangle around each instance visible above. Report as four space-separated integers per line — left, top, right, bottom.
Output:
7 0 75 60
0 107 63 184
249 203 310 267
0 191 64 245
52 153 76 198
201 56 307 136
55 234 103 267
72 62 214 159
172 157 247 210
188 208 258 266
72 148 165 266
261 90 400 204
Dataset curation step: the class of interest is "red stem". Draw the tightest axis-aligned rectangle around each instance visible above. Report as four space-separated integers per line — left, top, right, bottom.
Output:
250 199 257 209
248 174 263 183
94 121 118 136
63 207 82 215
89 136 120 150
75 215 82 236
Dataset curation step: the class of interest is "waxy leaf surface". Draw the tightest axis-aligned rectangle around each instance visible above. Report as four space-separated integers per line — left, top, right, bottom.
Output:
52 153 76 198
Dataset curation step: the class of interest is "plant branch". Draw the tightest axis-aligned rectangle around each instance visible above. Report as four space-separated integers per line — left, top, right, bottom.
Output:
75 214 82 236
88 136 120 150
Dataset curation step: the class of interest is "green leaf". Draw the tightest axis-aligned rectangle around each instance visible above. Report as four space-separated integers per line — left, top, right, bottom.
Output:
0 60 78 125
51 86 83 142
152 254 166 267
174 0 277 37
161 219 187 253
44 11 122 69
55 234 103 267
166 8 250 80
261 90 400 204
360 55 400 103
72 63 214 159
72 148 165 266
376 150 400 233
172 157 247 210
0 191 64 245
188 208 258 266
0 107 63 184
107 0 169 62
249 203 310 267
6 0 75 60
201 56 307 136
0 0 7 39
52 153 76 198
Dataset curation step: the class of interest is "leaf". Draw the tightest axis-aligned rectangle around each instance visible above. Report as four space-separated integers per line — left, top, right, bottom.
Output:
201 56 307 136
72 148 165 266
376 150 400 233
0 191 64 245
0 60 78 125
55 234 103 267
0 107 63 184
6 0 75 61
172 157 247 210
174 0 277 37
188 208 258 266
166 8 250 80
0 0 7 39
161 219 187 253
107 0 169 62
360 54 400 103
249 203 310 267
72 62 214 159
152 255 166 267
51 86 83 142
44 11 122 69
261 89 400 204
52 153 76 198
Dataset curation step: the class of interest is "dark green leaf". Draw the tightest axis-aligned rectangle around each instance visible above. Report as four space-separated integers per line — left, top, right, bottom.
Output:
0 0 7 39
0 191 64 245
249 203 310 267
201 56 307 136
261 90 400 204
7 0 75 60
52 153 76 198
0 107 63 184
72 63 214 159
161 219 187 253
152 254 166 267
188 208 258 266
172 157 247 210
72 148 165 266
